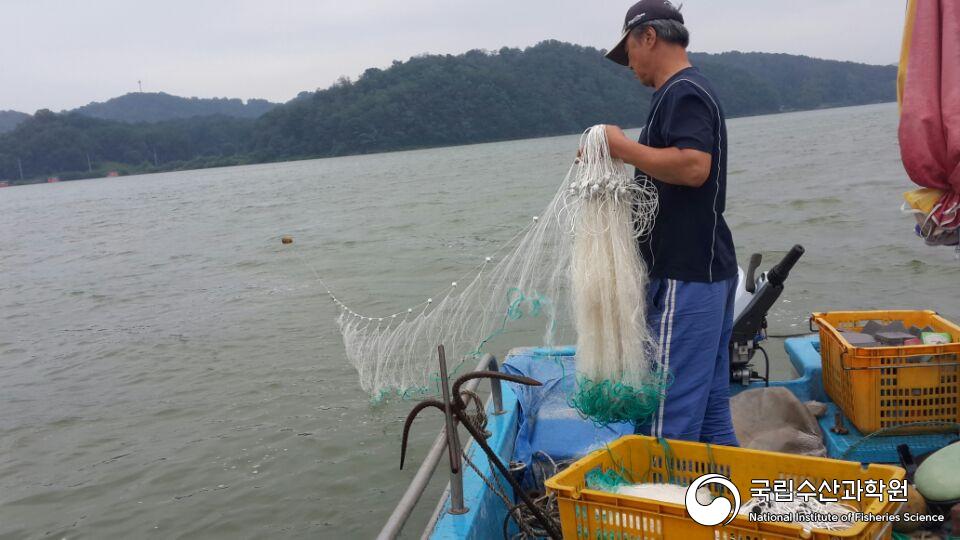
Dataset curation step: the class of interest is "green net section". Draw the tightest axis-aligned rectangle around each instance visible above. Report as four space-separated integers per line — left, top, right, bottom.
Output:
585 438 719 494
584 444 635 492
548 348 671 427
585 465 633 492
568 372 669 427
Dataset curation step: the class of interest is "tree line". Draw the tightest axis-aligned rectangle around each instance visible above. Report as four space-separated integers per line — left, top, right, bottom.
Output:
0 41 897 184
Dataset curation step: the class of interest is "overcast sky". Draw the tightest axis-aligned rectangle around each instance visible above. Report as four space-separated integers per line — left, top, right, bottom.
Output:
3 0 907 113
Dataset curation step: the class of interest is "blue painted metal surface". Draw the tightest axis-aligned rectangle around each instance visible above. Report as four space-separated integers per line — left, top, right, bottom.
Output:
736 335 958 463
816 401 957 463
427 338 958 538
428 379 520 539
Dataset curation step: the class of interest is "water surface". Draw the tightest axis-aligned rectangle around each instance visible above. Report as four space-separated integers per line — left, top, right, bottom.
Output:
1 103 957 539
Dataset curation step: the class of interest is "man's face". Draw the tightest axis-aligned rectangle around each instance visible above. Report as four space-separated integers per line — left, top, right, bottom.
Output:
625 28 656 87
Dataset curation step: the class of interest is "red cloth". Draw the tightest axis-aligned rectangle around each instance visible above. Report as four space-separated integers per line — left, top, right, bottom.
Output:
899 0 960 229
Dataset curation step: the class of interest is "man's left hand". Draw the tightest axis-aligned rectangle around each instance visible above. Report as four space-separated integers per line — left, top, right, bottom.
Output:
604 124 630 160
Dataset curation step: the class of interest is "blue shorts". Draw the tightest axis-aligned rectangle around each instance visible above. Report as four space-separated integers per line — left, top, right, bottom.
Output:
636 276 740 446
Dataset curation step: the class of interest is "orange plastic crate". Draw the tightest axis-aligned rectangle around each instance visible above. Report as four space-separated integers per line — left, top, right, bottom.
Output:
811 310 960 434
545 436 905 540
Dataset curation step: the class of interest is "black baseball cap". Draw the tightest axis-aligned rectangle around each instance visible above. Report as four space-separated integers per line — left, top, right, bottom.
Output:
604 0 685 66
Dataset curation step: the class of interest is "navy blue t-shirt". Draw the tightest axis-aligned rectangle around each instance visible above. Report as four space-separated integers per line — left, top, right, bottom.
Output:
636 67 737 283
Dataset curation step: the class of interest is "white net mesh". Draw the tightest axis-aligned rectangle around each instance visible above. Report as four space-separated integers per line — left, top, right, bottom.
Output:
329 126 661 409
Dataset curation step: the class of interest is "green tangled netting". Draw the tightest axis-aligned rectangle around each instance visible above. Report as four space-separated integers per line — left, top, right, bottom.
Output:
568 373 669 427
550 351 671 426
584 444 635 492
585 464 634 492
585 438 708 494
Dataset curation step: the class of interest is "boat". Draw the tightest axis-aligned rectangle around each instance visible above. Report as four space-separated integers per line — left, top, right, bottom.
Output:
377 248 959 539
417 340 956 538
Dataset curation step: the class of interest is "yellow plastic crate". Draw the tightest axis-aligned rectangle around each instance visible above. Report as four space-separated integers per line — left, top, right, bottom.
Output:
811 310 960 434
545 436 906 540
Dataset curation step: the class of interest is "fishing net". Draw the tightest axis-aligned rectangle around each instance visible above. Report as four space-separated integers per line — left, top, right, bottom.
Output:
328 125 664 423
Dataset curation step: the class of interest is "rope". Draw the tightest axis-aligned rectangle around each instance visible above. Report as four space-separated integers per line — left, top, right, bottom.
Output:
529 451 575 490
459 389 488 437
460 438 559 540
503 493 560 540
456 407 564 540
503 452 572 540
460 445 512 508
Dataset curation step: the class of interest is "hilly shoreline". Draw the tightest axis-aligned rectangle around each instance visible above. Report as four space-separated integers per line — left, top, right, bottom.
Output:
0 41 896 185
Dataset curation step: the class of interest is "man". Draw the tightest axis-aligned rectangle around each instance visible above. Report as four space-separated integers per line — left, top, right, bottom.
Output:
603 0 739 446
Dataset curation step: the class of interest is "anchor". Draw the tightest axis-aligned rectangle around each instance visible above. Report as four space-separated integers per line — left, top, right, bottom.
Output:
400 345 561 540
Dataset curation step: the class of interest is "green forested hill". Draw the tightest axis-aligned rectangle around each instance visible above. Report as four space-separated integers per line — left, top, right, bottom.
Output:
689 51 896 111
250 42 656 159
0 41 896 183
250 43 895 160
0 111 255 181
72 92 278 123
0 110 30 134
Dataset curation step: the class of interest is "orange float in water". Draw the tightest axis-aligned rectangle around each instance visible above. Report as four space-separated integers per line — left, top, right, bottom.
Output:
281 236 293 245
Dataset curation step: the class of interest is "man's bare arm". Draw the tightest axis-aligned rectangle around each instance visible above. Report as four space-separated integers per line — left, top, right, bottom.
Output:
604 125 711 188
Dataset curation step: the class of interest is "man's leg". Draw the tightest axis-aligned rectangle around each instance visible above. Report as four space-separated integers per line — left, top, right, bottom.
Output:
699 276 740 446
636 278 729 440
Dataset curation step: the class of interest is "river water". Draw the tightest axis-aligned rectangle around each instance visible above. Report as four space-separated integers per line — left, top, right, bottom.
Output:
1 103 958 539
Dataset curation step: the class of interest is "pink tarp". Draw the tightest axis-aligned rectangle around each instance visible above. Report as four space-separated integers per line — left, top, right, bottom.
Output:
899 0 960 230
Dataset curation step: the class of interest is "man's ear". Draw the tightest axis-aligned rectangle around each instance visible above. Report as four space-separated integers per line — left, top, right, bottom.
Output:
644 27 656 48
634 27 652 48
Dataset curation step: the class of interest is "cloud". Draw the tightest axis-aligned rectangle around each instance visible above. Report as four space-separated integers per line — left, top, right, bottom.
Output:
1 0 905 113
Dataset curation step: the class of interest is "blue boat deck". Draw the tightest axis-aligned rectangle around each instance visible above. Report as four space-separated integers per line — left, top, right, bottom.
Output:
767 335 955 464
426 336 957 538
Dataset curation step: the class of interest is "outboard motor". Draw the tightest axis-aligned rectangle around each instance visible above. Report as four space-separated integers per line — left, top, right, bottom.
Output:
729 245 805 385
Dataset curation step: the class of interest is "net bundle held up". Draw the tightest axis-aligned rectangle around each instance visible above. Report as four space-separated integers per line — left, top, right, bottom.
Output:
334 125 665 423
